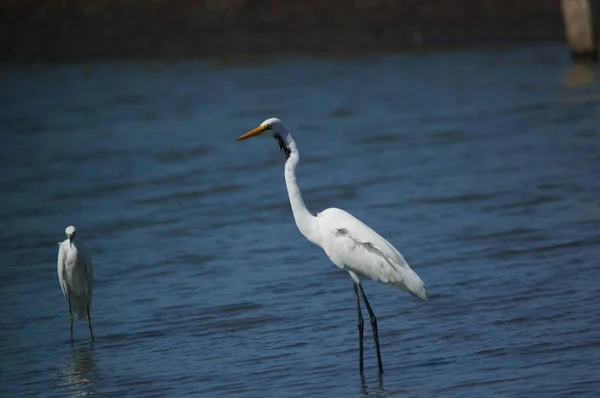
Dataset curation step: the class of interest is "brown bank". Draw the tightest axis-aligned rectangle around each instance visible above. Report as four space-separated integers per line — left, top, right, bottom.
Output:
0 0 592 61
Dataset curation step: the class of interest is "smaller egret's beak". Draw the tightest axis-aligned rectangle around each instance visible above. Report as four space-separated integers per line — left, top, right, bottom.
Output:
68 234 73 247
237 125 268 141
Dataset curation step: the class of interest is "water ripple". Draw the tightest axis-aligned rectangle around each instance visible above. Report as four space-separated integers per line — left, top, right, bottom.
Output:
1 45 599 398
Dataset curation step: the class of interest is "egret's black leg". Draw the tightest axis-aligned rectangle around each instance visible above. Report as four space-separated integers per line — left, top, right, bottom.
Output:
359 284 383 374
354 282 365 374
67 295 74 344
86 302 95 343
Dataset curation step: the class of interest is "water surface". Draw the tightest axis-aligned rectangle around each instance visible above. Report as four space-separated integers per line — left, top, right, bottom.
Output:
1 45 599 397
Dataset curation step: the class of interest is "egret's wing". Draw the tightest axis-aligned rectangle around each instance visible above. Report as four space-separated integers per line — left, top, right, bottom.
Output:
79 240 94 298
57 242 68 298
318 207 428 300
84 257 93 295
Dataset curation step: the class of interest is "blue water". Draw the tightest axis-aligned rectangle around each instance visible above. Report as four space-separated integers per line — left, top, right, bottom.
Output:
1 45 599 397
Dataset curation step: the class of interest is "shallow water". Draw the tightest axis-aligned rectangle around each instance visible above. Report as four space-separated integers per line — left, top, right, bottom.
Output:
1 45 600 397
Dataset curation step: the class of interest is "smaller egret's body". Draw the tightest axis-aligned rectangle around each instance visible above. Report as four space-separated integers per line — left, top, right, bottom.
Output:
57 226 94 343
237 118 428 375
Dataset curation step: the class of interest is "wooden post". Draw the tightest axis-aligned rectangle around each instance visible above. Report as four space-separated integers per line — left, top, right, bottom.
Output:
561 0 598 61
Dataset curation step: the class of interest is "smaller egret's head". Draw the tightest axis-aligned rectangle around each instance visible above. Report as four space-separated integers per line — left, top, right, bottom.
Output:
237 118 291 160
65 225 76 247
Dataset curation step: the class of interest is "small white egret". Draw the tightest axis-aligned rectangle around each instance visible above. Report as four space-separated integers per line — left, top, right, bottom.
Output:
57 225 95 343
237 118 428 374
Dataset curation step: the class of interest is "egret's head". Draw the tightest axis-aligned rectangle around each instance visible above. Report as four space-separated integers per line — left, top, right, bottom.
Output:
237 118 291 160
65 225 76 246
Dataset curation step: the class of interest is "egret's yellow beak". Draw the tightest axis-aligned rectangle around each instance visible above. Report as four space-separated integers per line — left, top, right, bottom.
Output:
237 125 269 141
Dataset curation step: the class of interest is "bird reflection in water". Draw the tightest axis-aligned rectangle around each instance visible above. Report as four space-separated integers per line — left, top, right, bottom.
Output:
561 61 596 89
358 373 385 397
62 346 97 396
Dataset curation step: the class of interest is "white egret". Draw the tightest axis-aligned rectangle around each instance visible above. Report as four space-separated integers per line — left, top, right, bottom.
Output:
237 118 428 374
57 225 95 343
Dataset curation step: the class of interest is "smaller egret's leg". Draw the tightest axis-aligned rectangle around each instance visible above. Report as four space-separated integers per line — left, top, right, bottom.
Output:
359 284 383 374
86 302 95 343
67 295 74 343
353 282 365 374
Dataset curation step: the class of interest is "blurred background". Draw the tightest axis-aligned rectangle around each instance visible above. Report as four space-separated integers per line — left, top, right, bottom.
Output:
1 1 599 397
0 0 591 60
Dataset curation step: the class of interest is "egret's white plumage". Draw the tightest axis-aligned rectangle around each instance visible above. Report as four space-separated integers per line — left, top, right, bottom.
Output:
317 207 428 300
57 225 95 342
238 117 428 374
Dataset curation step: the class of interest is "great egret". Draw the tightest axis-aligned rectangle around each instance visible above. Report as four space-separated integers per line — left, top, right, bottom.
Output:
57 225 95 343
237 118 428 374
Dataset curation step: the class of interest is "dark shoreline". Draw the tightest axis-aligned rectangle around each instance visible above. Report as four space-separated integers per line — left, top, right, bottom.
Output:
0 0 582 62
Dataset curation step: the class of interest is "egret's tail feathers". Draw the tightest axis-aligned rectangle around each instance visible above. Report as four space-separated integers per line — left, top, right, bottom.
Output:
409 285 428 301
71 298 88 320
73 307 86 319
399 268 429 301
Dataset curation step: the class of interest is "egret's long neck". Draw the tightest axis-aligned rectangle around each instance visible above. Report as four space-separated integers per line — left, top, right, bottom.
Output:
283 134 321 246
